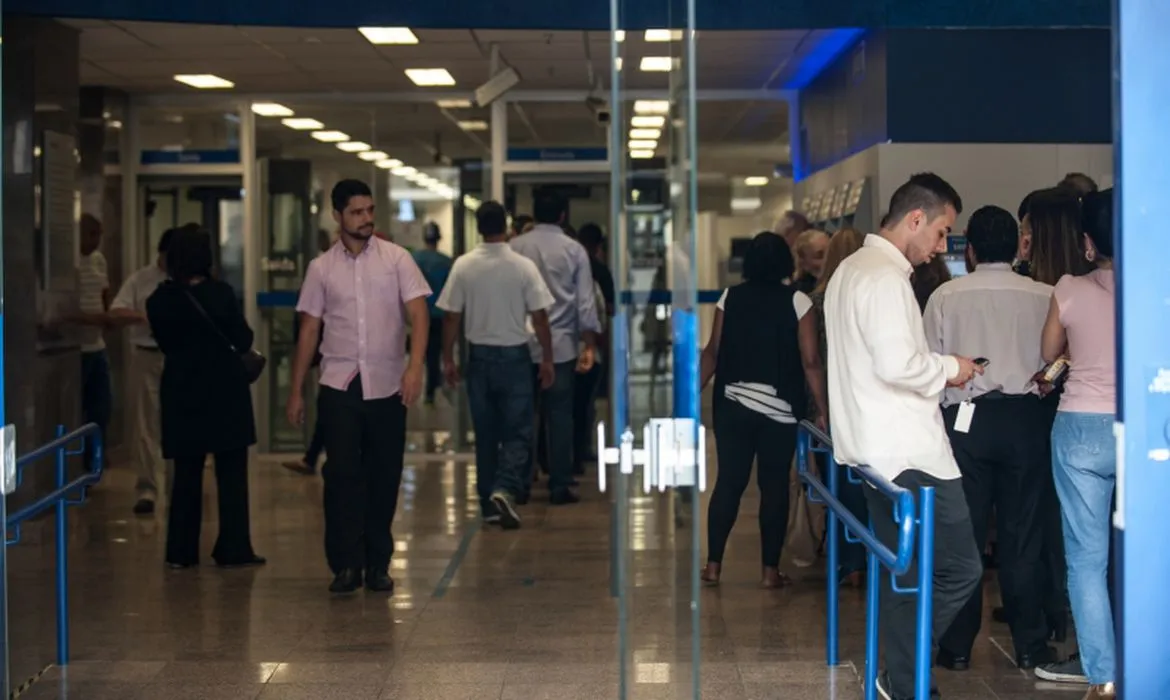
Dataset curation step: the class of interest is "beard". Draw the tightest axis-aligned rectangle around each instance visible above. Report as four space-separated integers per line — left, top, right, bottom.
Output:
345 225 375 240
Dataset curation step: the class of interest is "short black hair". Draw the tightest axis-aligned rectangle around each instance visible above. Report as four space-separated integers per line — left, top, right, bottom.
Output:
742 231 794 284
166 226 214 283
577 223 604 252
476 201 508 236
885 172 963 228
1081 188 1113 258
533 190 567 225
1060 172 1099 197
331 179 373 213
965 205 1018 264
157 221 198 254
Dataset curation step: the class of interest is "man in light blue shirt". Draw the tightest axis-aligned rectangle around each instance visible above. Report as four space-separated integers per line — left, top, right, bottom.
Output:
510 191 601 504
412 223 452 404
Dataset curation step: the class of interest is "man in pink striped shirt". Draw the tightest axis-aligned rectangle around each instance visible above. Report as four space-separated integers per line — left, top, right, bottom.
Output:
287 179 432 595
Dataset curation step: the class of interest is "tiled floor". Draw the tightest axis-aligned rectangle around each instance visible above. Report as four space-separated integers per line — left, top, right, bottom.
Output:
6 423 1082 699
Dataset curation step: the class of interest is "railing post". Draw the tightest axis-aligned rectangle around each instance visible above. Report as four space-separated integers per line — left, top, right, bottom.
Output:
826 452 840 667
914 487 935 700
54 425 68 666
864 545 880 700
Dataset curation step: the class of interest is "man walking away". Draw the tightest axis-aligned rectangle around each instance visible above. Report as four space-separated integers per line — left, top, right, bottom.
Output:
510 191 601 505
924 205 1059 672
412 222 452 404
824 173 984 700
109 226 182 515
288 179 432 595
438 201 555 528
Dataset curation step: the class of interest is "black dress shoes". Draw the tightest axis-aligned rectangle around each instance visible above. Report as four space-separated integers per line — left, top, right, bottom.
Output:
936 648 970 671
1017 645 1058 670
329 568 362 594
365 569 395 593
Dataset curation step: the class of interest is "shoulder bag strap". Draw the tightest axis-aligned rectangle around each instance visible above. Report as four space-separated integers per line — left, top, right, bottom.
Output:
182 288 240 353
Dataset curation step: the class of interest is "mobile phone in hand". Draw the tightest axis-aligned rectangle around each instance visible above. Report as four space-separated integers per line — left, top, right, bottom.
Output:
973 357 990 368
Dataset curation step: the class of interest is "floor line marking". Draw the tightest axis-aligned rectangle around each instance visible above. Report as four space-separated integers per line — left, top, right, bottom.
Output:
988 636 1029 677
431 519 481 599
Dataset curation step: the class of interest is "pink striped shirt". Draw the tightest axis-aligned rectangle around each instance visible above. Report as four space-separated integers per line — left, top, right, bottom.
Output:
296 238 432 400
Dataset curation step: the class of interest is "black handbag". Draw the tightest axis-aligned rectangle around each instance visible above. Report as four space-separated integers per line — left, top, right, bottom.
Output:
183 289 267 384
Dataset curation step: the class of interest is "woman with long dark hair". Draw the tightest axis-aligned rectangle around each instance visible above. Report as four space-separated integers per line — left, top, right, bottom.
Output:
147 226 264 569
699 232 828 587
1028 187 1093 286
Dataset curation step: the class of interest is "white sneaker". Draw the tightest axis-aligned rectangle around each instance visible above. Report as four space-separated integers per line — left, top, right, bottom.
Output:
490 491 521 530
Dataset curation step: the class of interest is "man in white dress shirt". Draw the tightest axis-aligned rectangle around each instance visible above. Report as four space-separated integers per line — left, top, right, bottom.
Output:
824 173 984 700
923 206 1059 672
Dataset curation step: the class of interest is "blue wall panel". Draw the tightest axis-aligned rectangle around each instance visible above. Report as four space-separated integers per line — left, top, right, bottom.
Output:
5 0 1108 31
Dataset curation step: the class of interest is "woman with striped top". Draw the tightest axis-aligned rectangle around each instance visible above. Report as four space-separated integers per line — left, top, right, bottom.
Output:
699 232 829 587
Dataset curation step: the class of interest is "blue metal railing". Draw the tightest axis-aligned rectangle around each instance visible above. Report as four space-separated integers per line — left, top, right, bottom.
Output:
795 420 936 700
6 424 105 666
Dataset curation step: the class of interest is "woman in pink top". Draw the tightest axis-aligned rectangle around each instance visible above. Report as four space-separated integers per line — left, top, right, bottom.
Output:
1038 189 1116 700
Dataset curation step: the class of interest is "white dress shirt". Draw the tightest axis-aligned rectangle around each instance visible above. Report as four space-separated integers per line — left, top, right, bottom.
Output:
111 264 168 349
78 251 109 352
923 263 1053 407
824 235 961 482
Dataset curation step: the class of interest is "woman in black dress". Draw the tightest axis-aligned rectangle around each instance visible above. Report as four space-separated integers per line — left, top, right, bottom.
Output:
146 226 264 569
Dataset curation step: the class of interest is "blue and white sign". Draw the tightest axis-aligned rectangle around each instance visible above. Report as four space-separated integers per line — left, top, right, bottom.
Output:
507 148 608 162
140 149 241 165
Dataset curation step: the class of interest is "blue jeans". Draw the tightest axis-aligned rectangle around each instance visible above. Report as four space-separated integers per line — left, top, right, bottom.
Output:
1051 411 1116 684
466 344 535 511
81 350 112 472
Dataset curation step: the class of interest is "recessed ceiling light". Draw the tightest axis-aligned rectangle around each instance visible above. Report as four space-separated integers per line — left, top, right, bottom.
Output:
457 120 488 131
392 166 418 176
631 115 666 128
251 102 293 117
311 130 349 142
283 118 325 130
645 29 684 42
634 100 670 115
337 141 371 153
629 128 661 140
640 56 674 72
376 159 404 169
614 30 626 43
436 99 472 109
405 68 456 87
732 197 763 211
358 27 419 45
630 150 655 159
359 151 389 161
744 176 770 186
174 74 234 89
628 140 657 150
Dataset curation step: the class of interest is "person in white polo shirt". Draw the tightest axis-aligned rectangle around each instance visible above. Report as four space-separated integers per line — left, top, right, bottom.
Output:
110 225 185 515
824 173 984 700
73 215 112 473
438 201 555 529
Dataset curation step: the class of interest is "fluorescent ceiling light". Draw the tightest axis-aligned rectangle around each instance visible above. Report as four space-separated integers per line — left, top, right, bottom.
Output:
283 118 325 130
405 68 456 87
731 197 763 211
337 141 371 153
634 100 670 115
640 56 674 72
744 176 770 186
251 102 293 117
629 128 661 140
358 27 419 45
437 99 472 109
376 159 404 169
107 120 123 129
458 120 488 131
358 151 389 161
311 130 349 142
630 150 655 159
615 57 623 71
631 115 666 128
392 166 418 176
645 29 684 42
174 74 234 89
628 140 657 150
614 30 626 42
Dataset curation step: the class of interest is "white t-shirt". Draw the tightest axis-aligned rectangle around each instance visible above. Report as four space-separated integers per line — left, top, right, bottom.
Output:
111 264 168 349
714 286 813 424
824 235 961 482
78 251 108 352
437 242 555 347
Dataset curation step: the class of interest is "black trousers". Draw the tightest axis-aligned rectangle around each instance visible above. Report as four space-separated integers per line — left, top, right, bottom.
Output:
303 415 325 467
166 447 255 566
707 398 798 567
865 469 982 697
572 362 602 475
939 395 1055 658
425 321 443 401
319 377 407 574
